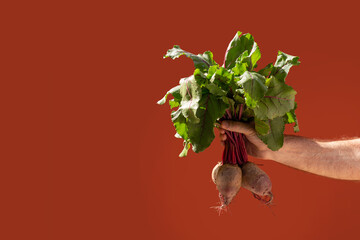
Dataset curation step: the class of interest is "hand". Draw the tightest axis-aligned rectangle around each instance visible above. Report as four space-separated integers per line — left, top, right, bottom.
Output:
219 120 273 160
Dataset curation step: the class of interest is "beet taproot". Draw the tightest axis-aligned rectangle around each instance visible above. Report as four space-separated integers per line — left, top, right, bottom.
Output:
241 161 273 203
212 162 242 206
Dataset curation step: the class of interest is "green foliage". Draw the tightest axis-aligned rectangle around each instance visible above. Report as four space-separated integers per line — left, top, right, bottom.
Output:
238 71 267 104
272 51 300 82
285 102 300 132
187 94 229 153
255 117 270 136
164 45 218 72
159 31 300 156
157 85 181 105
258 117 286 151
224 32 260 69
253 76 297 120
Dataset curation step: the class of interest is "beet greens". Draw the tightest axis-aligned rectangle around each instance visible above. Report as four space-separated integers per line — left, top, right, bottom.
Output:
158 31 300 160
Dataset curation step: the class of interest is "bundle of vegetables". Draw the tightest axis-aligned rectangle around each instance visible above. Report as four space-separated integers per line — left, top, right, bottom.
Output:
158 31 300 210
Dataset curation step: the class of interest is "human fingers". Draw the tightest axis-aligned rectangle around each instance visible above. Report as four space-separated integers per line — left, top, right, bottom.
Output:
219 132 227 142
218 127 227 146
220 120 256 136
219 128 226 134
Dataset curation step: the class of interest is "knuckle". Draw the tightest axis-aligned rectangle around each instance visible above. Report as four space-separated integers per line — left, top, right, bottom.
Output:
231 121 242 132
228 121 237 130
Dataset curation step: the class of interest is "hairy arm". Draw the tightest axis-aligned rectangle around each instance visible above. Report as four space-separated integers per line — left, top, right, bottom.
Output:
268 136 360 180
220 121 360 180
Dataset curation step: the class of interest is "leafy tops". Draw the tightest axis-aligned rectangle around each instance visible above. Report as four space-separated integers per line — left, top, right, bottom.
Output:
158 31 300 156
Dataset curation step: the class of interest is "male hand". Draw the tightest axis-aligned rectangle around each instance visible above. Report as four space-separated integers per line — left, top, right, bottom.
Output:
219 120 273 160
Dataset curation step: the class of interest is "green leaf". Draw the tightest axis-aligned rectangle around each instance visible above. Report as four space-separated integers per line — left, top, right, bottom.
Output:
249 42 261 68
257 63 274 77
224 32 261 69
255 117 270 135
179 75 202 122
286 111 299 132
231 51 250 75
244 92 257 108
193 68 207 85
179 141 191 157
253 76 296 120
169 99 180 109
207 65 219 79
205 83 227 96
286 111 295 123
233 94 245 104
286 102 299 132
209 67 236 93
241 108 254 121
202 51 218 66
239 71 267 103
215 67 234 82
171 109 189 140
272 51 300 82
164 45 217 71
171 109 191 157
160 31 300 155
157 85 181 105
222 96 235 113
258 117 285 151
232 61 247 76
232 42 261 72
188 94 228 153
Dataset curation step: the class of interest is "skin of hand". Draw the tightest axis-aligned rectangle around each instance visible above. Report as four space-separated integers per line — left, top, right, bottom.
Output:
219 120 360 180
219 120 272 160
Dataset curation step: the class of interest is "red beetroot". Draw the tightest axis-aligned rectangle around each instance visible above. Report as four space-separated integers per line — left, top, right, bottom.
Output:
241 161 273 204
212 162 242 207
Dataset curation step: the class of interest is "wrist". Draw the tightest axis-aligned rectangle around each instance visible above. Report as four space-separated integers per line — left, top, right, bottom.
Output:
263 149 277 161
267 135 304 163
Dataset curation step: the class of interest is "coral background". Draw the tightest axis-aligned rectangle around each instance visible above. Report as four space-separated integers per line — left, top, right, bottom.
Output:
2 0 360 239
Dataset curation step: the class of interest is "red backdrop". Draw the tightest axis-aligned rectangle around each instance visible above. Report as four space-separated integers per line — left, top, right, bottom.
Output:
2 0 360 239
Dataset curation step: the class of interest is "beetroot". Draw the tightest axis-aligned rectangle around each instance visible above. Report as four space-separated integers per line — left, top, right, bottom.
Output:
212 162 242 208
241 161 273 204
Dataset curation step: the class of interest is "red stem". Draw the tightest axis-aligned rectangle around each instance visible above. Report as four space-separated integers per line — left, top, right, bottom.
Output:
222 104 248 166
225 132 236 145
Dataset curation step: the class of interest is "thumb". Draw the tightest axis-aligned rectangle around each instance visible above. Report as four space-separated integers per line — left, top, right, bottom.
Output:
221 120 256 136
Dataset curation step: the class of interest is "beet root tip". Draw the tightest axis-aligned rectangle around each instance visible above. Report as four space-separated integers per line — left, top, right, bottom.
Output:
241 162 273 203
212 163 242 206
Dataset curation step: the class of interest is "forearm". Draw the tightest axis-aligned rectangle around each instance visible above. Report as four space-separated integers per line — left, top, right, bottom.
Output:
267 135 360 180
